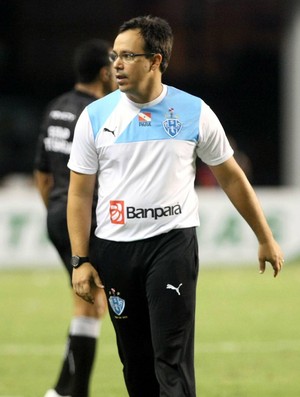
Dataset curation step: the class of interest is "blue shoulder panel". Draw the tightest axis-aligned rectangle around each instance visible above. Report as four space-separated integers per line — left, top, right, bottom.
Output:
115 86 202 144
163 86 202 142
87 90 121 139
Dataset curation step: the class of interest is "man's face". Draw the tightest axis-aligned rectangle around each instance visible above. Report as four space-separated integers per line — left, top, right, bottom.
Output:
112 29 155 103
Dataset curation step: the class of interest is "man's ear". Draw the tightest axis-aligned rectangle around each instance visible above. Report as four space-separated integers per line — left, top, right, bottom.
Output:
150 53 163 71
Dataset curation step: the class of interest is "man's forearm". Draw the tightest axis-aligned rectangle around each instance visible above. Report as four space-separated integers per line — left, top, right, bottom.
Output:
211 158 274 244
67 171 96 256
67 194 92 256
223 175 273 244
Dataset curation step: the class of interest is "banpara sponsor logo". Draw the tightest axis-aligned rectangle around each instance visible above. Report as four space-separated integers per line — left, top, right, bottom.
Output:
109 200 182 224
109 200 125 224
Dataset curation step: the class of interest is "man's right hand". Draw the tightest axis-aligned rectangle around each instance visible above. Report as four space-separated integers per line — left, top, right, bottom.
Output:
72 262 104 304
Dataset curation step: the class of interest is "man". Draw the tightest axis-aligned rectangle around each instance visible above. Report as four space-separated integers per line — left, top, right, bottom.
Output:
34 39 117 397
67 16 284 397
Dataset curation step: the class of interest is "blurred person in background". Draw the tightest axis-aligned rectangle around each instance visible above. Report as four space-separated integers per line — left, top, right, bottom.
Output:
34 38 117 397
67 16 284 397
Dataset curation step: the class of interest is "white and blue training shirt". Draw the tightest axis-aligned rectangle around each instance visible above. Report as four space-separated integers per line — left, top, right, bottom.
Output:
68 84 233 241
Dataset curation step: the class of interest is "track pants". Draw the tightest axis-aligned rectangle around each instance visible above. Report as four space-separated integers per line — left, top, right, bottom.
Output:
91 227 199 397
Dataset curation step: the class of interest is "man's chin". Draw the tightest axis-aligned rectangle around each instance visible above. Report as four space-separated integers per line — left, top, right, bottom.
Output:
117 83 126 89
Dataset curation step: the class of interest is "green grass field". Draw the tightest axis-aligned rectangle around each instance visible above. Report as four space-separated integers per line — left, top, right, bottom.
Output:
0 262 299 397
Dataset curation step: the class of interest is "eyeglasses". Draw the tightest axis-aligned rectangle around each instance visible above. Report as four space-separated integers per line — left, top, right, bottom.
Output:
109 52 155 64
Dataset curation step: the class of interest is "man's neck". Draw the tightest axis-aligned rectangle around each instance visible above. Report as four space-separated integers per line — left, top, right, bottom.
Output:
126 82 164 104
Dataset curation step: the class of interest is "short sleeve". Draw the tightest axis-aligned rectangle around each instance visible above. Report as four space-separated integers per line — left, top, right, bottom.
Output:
67 108 98 174
196 101 234 166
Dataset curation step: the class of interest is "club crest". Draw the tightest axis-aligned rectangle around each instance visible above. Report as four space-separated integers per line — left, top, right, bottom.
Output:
163 107 182 138
108 288 125 315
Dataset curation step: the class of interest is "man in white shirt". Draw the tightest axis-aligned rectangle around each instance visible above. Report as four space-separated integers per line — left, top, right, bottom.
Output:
67 15 284 397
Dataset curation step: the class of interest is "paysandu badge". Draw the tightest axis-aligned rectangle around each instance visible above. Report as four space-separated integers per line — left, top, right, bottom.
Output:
163 107 182 138
109 288 126 316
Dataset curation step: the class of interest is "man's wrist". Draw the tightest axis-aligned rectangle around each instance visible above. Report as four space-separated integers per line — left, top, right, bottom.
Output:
71 255 90 269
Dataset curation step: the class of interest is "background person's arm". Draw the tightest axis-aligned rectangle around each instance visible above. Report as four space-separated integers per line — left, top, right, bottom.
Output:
34 170 54 207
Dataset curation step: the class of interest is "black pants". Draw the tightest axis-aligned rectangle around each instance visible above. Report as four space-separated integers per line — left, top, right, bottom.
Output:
91 227 199 397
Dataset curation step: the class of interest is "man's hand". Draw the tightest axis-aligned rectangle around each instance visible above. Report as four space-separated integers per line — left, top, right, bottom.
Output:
258 239 284 278
72 262 104 303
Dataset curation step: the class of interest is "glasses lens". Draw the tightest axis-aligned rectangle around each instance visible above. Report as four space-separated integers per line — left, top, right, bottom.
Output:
109 52 143 64
123 54 135 63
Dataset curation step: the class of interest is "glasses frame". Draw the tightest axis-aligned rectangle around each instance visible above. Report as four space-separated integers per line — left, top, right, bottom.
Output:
109 52 156 64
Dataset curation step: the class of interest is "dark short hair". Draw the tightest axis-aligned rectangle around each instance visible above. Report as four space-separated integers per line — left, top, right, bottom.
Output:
119 15 173 74
73 39 111 83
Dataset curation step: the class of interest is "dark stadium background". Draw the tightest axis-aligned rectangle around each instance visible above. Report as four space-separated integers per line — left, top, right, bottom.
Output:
0 0 286 185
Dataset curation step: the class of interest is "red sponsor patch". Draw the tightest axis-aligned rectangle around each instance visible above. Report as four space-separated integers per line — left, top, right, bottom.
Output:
110 200 125 224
